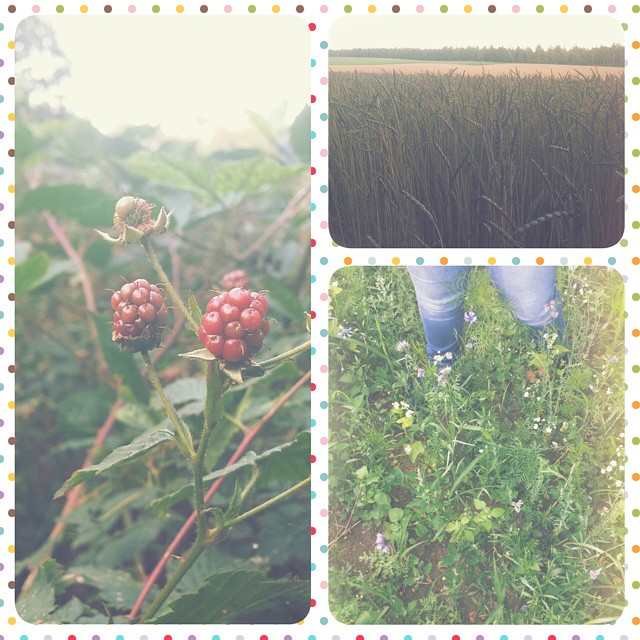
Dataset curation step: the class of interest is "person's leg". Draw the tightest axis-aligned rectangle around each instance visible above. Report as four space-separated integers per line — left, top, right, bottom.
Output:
406 266 470 363
487 266 566 340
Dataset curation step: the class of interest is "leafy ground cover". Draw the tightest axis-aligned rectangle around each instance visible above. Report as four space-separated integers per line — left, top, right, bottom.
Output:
328 266 624 624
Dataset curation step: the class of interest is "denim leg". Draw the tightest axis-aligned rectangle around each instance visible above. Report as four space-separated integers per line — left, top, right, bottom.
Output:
406 266 470 361
487 266 566 339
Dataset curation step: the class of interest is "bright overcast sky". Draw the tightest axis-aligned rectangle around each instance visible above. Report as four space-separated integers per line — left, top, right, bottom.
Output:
17 16 309 141
330 16 623 50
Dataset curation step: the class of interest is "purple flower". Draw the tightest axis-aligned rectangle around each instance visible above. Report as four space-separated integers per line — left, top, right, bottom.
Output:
466 343 473 350
464 310 477 324
338 325 354 338
520 605 528 612
375 533 389 553
417 367 425 378
544 300 559 319
589 568 601 580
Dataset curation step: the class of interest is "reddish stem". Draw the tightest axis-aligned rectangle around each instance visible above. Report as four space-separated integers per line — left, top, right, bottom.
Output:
128 370 311 620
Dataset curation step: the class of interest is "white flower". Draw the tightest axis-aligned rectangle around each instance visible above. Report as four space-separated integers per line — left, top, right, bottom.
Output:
405 410 414 418
445 352 453 360
396 340 410 352
511 499 524 513
392 402 400 409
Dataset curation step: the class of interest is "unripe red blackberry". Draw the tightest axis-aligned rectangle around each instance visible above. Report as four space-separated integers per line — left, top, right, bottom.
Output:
198 287 270 363
111 280 169 353
221 269 249 292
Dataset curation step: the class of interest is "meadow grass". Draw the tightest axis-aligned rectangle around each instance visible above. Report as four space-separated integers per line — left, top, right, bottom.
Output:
328 266 624 624
329 71 623 248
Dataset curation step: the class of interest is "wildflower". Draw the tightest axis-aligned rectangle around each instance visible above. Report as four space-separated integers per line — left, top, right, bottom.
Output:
417 367 425 378
589 568 602 580
523 391 530 398
520 605 528 612
405 410 414 418
392 402 400 409
606 387 612 395
400 401 410 409
466 343 473 349
337 325 354 338
464 310 477 324
437 366 452 387
544 300 560 318
433 353 445 363
375 533 389 553
445 352 453 360
512 499 524 513
396 340 410 352
526 371 537 383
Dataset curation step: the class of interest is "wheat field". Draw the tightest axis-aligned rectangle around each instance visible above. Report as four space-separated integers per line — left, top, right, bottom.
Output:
329 69 624 248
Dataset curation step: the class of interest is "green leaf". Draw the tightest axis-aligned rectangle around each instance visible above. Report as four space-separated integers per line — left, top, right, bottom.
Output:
148 569 309 623
65 565 154 610
188 290 203 325
91 312 148 404
119 150 208 196
258 275 305 322
149 430 310 512
43 597 85 623
180 347 217 361
150 377 206 410
16 252 49 295
388 507 404 523
16 559 62 623
17 184 115 227
54 429 173 499
116 403 157 431
491 508 505 517
474 498 487 510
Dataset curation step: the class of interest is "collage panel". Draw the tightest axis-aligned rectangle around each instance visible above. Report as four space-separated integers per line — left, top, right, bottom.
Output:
328 16 624 249
14 15 311 624
328 265 624 624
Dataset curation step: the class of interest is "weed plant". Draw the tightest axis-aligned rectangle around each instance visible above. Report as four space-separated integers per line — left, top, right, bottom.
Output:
329 71 623 248
328 267 624 624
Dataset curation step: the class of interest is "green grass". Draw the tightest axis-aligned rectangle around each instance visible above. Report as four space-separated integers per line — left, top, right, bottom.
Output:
329 57 491 66
328 267 624 625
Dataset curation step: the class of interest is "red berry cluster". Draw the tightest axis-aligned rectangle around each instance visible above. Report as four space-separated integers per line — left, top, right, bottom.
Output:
198 287 270 363
111 279 169 352
221 269 249 292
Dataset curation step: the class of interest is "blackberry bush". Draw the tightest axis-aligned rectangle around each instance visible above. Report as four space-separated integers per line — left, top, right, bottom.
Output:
198 288 270 363
111 279 169 353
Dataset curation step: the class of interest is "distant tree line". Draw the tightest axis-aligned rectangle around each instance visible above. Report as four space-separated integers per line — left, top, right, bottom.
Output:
330 44 624 67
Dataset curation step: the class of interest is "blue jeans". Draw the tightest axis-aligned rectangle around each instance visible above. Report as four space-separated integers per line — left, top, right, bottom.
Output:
407 266 566 362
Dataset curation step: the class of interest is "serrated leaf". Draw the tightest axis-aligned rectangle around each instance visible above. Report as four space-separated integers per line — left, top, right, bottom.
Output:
65 565 155 611
43 597 85 623
116 403 157 431
16 252 49 295
54 429 173 499
149 430 310 512
150 377 205 410
148 569 308 623
17 184 115 227
16 559 62 623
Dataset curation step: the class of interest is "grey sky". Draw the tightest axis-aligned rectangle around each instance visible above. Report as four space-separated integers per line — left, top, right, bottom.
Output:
330 16 623 51
18 16 309 140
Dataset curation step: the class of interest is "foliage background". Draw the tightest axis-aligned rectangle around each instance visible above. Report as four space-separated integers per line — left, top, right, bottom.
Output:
15 18 311 623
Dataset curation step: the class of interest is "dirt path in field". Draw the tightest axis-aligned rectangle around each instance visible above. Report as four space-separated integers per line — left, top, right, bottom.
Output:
330 62 623 76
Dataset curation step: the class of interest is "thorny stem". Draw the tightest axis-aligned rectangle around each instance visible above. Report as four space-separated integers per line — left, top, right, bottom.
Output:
140 361 226 622
141 235 200 333
206 477 310 541
256 340 311 369
138 476 309 623
128 371 310 620
141 351 195 460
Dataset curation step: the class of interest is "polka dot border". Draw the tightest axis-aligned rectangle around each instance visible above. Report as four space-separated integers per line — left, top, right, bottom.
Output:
0 0 639 637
